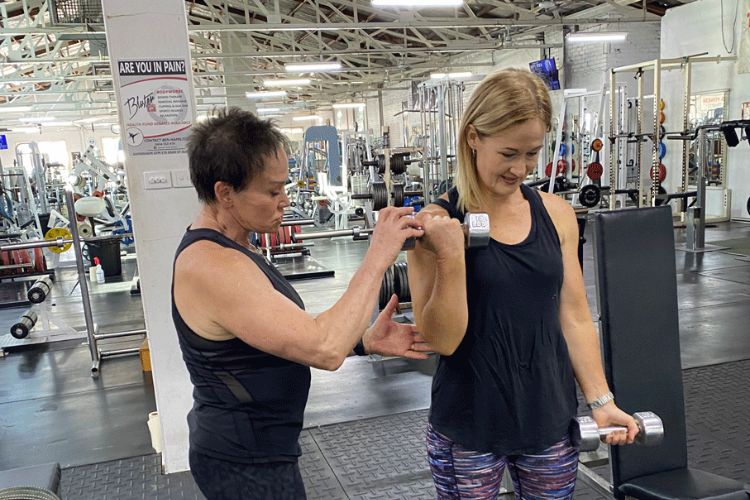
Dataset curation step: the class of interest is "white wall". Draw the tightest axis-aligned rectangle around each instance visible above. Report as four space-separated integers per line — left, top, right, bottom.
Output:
661 0 750 220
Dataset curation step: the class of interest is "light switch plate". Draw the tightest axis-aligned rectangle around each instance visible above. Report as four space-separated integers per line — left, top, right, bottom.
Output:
143 171 172 189
171 169 193 188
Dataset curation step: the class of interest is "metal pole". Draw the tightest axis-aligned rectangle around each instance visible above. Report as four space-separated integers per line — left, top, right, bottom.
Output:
608 69 617 210
64 188 100 375
695 128 707 250
94 329 147 340
437 84 449 184
681 61 692 204
651 59 662 207
636 73 644 207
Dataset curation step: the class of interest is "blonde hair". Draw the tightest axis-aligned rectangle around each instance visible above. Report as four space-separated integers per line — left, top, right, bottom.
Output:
455 68 552 212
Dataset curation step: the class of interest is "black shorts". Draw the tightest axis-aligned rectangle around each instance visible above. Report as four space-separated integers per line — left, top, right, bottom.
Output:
189 449 307 500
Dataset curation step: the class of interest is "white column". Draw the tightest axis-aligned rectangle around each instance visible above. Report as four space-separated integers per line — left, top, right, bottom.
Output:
102 0 199 473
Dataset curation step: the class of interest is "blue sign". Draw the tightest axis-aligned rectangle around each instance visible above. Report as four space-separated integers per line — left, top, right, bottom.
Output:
0 134 7 150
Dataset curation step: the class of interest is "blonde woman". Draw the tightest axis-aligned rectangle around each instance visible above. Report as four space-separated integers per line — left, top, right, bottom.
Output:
408 69 639 498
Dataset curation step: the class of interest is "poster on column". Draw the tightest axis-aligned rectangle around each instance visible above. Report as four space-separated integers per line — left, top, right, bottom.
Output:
118 59 193 156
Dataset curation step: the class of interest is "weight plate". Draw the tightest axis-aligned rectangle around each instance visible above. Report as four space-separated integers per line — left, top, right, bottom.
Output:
654 185 668 206
591 138 604 152
649 163 667 183
659 99 666 111
658 142 667 160
393 183 405 208
44 227 72 253
580 184 601 208
559 143 567 157
390 154 407 175
371 182 388 210
659 111 666 124
587 162 604 181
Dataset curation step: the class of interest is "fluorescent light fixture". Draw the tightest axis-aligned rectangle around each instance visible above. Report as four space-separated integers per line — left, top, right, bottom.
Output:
372 0 463 6
10 127 40 134
74 116 107 124
263 78 311 87
292 115 322 122
563 88 588 97
42 121 75 127
279 127 304 135
257 107 281 114
0 106 33 113
285 62 341 73
246 90 287 99
332 103 366 109
430 71 472 80
566 32 628 43
19 116 56 123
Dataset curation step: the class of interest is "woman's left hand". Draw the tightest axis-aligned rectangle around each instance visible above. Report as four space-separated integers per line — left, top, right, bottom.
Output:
362 294 433 359
591 403 639 446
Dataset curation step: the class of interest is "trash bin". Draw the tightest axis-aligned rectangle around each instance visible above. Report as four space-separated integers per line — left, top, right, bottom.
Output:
85 237 122 277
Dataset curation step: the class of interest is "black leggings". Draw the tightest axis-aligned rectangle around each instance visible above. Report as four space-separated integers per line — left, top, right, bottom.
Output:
189 449 307 500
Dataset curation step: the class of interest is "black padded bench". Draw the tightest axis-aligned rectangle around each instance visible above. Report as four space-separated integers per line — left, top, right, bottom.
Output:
592 206 750 499
0 463 60 498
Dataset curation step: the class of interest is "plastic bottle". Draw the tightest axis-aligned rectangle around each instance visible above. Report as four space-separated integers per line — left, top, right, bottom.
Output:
89 263 97 282
94 257 105 284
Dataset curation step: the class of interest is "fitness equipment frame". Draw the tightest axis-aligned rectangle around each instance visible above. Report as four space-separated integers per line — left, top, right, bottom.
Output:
0 188 144 376
607 54 736 210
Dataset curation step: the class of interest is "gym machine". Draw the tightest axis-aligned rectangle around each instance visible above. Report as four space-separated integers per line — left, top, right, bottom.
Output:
0 189 144 375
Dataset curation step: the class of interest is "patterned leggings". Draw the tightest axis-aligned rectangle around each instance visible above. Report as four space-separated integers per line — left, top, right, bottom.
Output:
426 424 578 499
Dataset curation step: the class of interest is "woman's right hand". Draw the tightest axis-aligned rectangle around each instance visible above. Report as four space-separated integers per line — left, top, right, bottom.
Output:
415 211 465 260
368 206 424 268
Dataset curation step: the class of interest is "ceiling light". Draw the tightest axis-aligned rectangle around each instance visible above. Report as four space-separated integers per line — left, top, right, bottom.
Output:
285 62 341 73
430 71 472 80
10 127 40 134
566 32 628 43
263 78 311 87
41 121 74 127
332 103 366 109
0 106 33 113
246 90 287 99
372 0 463 6
19 116 57 123
292 115 322 122
279 127 304 135
257 107 281 114
74 116 107 124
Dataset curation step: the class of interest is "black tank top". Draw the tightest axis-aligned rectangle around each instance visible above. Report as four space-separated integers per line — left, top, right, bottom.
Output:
429 185 578 455
171 228 310 463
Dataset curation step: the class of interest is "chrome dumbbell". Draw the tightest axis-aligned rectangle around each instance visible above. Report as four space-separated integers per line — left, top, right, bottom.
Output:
402 212 490 250
572 411 664 452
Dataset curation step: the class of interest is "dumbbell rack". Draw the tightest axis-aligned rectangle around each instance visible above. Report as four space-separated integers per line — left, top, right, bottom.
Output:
0 189 145 376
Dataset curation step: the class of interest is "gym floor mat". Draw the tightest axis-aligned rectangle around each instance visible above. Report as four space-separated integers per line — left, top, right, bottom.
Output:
58 360 750 500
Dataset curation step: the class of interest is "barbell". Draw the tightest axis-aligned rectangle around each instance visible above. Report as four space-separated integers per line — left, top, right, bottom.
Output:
292 212 491 251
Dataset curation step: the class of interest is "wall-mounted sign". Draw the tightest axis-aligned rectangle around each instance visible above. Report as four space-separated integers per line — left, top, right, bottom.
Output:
117 59 193 156
0 134 7 151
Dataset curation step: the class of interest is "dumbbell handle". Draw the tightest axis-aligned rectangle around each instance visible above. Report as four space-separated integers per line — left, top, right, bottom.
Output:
596 425 631 436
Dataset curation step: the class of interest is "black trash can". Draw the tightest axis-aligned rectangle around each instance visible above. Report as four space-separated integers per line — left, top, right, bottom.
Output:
86 237 122 277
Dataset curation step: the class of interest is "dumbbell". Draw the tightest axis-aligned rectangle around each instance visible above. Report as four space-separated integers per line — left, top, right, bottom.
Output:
402 212 490 250
572 411 664 452
292 212 491 250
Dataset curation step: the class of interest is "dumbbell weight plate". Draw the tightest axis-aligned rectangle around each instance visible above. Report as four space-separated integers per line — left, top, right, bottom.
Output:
572 416 602 452
580 184 601 209
371 182 388 211
392 183 405 208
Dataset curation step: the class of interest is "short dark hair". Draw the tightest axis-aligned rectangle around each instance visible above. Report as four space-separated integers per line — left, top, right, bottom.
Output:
187 107 287 203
